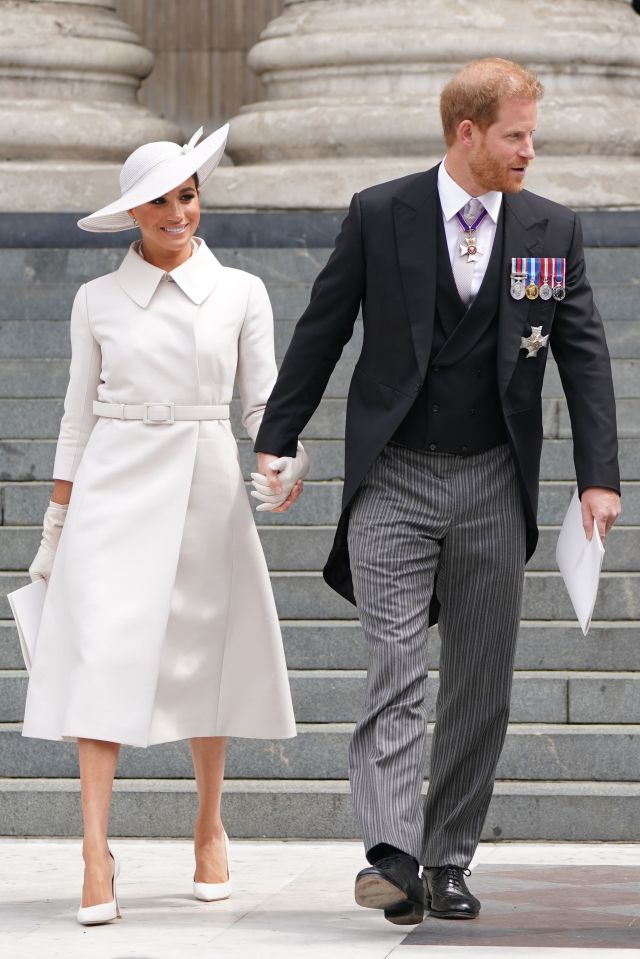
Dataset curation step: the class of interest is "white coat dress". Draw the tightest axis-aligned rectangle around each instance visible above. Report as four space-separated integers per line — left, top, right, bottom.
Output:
22 239 296 747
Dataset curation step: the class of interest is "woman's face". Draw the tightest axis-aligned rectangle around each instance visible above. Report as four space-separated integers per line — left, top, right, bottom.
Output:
129 177 200 259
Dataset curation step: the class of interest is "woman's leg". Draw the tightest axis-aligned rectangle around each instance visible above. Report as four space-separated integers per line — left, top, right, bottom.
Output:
190 736 228 882
78 738 120 907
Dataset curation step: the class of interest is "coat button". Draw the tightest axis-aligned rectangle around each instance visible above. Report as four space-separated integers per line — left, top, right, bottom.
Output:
432 363 440 372
462 445 468 453
469 408 477 415
429 443 437 451
432 404 440 413
476 368 482 377
414 382 421 393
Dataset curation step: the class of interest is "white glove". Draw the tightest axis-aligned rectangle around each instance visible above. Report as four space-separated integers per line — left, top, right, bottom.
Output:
251 443 310 512
28 501 68 583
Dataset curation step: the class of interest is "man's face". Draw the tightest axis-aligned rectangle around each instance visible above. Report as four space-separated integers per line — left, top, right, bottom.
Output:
468 98 537 193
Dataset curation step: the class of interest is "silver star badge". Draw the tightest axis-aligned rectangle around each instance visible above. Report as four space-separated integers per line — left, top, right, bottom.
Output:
459 236 482 262
520 326 549 358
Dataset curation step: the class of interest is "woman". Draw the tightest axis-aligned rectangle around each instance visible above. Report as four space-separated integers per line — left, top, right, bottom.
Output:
22 125 306 925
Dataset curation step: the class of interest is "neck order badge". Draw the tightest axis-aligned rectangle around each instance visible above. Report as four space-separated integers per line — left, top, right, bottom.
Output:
456 202 488 262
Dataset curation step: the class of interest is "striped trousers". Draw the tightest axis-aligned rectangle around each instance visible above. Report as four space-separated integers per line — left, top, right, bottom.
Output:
347 442 526 867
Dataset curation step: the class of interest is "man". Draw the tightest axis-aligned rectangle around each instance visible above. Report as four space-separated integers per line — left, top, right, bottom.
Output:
253 58 621 924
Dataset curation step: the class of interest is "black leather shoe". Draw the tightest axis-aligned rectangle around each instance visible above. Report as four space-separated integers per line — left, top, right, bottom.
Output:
355 853 426 925
424 865 480 919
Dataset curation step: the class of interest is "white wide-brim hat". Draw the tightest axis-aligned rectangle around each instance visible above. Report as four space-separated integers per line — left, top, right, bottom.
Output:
77 124 229 233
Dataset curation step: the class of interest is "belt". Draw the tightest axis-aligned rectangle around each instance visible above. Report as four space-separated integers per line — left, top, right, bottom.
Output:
93 401 230 425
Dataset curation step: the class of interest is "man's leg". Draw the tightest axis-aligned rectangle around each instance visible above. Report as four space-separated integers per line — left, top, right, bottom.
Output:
422 444 526 871
348 443 449 863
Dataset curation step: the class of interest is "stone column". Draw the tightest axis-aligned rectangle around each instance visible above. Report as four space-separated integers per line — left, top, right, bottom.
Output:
206 0 640 209
0 0 180 212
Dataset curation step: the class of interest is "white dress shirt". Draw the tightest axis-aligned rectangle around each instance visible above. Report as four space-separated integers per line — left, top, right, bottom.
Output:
437 160 503 300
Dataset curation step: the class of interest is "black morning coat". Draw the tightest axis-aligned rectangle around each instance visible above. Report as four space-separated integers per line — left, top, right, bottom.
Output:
254 164 620 623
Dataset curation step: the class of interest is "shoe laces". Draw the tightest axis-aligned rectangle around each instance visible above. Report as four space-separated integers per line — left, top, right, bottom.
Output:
443 865 471 889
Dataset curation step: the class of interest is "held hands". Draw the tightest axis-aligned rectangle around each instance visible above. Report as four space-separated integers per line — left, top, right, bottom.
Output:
28 501 68 582
251 444 310 513
580 487 621 542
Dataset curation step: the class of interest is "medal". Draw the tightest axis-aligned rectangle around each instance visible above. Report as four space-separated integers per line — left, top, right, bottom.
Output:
511 256 567 303
525 256 539 299
539 259 552 300
510 273 527 300
456 204 488 263
459 233 481 261
520 325 549 358
551 257 566 301
510 258 530 301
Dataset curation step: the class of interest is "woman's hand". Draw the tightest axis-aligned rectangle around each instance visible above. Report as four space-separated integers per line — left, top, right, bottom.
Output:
252 445 309 513
29 501 69 582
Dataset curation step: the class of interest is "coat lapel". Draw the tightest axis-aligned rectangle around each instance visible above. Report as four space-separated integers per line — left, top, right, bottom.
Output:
116 238 224 308
392 169 439 380
497 192 549 396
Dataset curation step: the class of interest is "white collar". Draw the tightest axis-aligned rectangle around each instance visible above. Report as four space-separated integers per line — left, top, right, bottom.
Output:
437 159 502 224
116 237 223 308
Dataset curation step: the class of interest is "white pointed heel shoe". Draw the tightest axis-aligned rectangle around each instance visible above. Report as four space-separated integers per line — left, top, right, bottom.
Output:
77 851 121 925
193 832 232 901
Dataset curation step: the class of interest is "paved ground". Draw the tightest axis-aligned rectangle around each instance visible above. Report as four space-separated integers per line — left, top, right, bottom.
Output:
1 840 639 959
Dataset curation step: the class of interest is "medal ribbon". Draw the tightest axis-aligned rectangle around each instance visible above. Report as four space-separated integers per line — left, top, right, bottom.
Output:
527 257 540 285
456 208 488 233
540 258 550 284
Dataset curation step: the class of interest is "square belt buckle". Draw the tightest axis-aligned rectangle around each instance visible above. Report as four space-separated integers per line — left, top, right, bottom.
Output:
143 401 175 425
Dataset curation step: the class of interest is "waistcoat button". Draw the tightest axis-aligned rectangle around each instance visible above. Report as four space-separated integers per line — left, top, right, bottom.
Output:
432 404 440 413
429 443 437 451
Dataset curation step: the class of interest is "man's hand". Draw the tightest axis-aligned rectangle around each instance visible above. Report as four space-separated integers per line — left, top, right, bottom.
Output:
580 487 621 542
252 451 306 513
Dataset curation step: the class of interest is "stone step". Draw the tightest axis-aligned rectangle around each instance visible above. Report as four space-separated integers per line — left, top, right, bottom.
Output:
1 569 638 621
602 320 640 359
2 478 638 529
1 777 638 840
270 571 640 621
0 246 634 282
2 437 640 484
2 317 638 364
2 722 640 781
2 353 640 400
1 245 633 281
279 620 640 672
2 618 638 673
0 247 635 322
1 522 639 572
3 395 640 442
3 668 621 726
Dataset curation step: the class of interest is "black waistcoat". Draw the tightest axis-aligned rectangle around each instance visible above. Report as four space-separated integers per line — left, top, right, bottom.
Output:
393 204 507 455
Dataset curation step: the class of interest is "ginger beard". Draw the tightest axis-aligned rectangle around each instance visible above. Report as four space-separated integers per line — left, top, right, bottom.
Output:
468 136 529 195
464 97 537 195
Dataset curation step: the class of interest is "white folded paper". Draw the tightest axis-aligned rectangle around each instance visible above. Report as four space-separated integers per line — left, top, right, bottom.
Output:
7 579 47 672
556 489 605 636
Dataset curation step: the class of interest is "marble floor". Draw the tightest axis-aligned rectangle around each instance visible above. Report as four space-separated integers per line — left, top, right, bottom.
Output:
1 840 639 959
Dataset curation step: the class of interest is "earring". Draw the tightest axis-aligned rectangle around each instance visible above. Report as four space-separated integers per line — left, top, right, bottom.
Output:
131 216 138 227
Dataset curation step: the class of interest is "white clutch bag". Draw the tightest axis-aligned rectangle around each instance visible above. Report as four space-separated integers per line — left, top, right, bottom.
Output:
7 579 47 673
